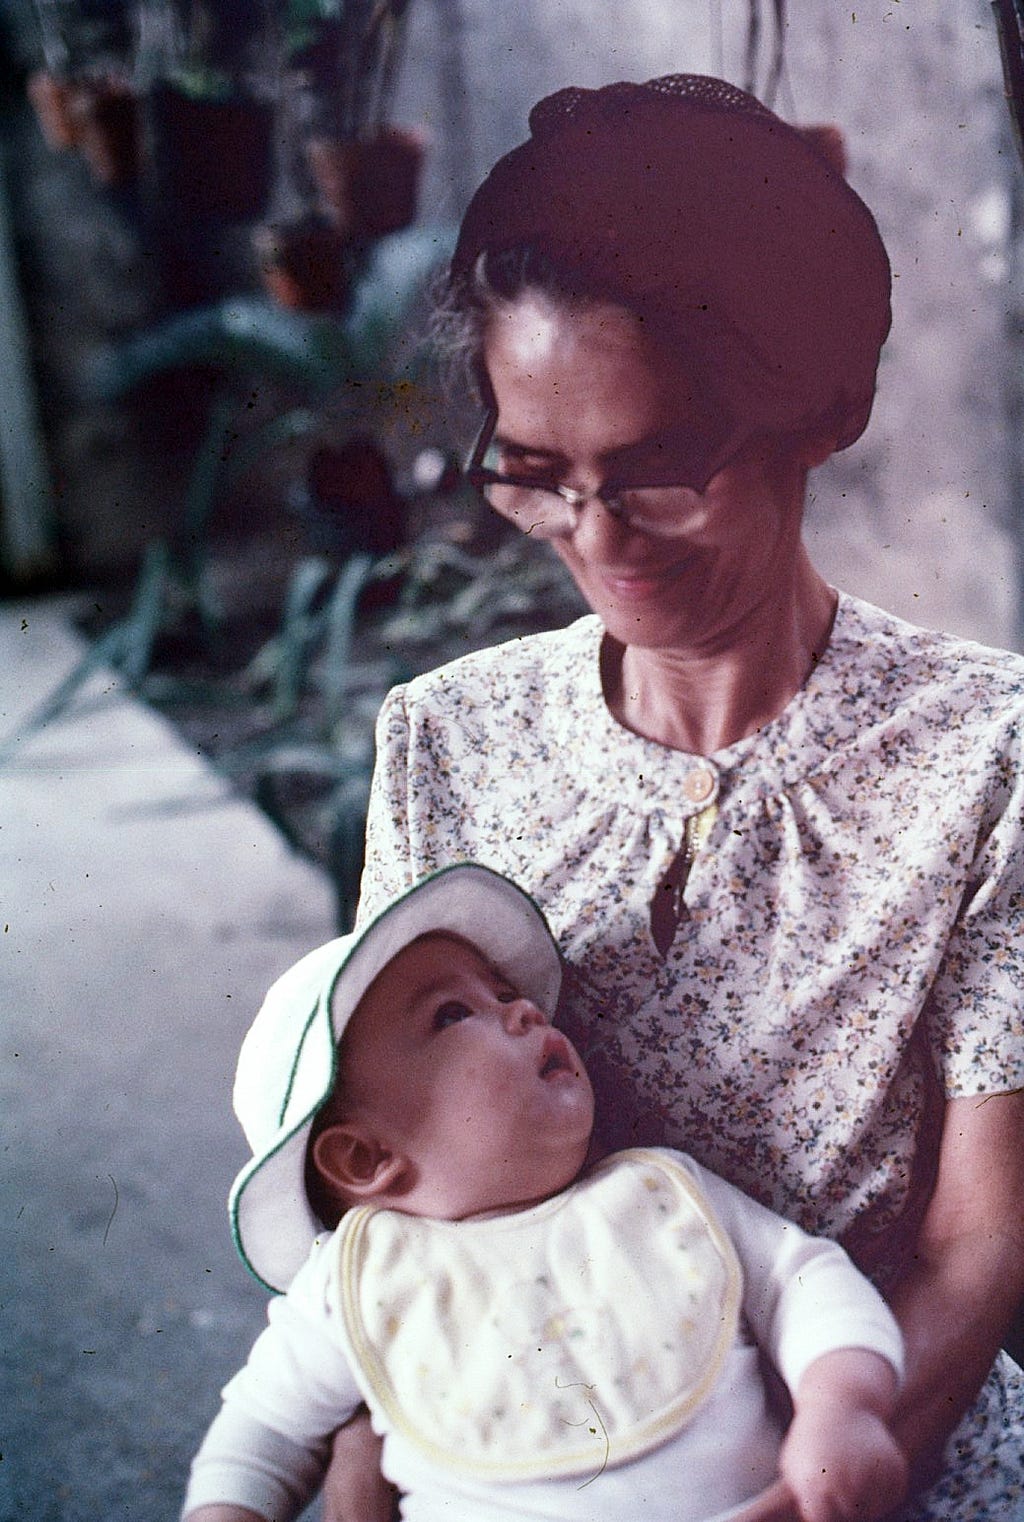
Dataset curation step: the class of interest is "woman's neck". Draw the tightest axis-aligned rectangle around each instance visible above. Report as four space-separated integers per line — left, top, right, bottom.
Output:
604 553 838 755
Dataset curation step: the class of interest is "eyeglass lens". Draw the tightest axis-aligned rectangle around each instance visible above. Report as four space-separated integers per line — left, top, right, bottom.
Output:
467 423 744 539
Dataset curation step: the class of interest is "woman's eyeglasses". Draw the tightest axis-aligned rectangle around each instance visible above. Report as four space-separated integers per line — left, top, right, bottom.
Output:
464 410 747 540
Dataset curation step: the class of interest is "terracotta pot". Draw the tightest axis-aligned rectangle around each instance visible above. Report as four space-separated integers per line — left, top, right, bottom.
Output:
305 126 425 239
151 80 275 221
27 70 81 150
254 217 350 313
71 79 142 187
300 437 406 557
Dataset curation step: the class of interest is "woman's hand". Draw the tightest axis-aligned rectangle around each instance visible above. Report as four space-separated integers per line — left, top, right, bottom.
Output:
321 1407 397 1522
886 1089 1024 1486
728 1479 800 1522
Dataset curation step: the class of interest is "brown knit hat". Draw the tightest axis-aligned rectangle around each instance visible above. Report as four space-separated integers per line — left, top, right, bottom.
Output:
451 76 891 449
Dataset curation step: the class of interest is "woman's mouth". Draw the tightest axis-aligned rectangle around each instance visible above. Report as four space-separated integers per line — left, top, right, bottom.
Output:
599 563 688 599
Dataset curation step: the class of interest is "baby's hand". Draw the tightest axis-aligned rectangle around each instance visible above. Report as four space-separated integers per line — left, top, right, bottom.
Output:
779 1350 908 1522
728 1477 801 1522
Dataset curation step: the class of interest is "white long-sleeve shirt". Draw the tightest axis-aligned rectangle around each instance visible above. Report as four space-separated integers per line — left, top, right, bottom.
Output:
184 1149 903 1522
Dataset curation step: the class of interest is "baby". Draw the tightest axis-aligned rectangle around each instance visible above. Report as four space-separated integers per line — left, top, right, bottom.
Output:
183 863 907 1522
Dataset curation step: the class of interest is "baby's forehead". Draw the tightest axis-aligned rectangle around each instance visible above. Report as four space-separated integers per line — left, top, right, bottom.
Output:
384 930 498 981
345 930 502 1012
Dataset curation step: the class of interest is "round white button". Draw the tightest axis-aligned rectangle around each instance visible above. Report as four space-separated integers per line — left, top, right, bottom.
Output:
682 764 717 805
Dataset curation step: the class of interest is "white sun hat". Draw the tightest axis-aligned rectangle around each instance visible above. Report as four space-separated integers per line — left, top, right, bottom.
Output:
229 863 564 1292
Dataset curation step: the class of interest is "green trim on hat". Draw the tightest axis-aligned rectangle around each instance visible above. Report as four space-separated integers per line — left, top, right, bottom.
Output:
229 981 341 1292
277 997 329 1130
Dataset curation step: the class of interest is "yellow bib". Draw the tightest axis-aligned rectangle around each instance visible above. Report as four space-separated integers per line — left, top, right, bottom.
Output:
332 1149 743 1483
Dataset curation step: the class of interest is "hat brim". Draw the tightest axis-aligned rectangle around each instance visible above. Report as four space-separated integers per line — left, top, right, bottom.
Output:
231 863 564 1292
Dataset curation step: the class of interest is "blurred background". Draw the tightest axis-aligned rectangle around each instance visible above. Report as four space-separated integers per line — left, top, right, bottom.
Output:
2 2 1023 1518
0 0 1022 634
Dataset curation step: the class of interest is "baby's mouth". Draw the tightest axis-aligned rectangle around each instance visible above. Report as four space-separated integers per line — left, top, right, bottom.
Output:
538 1033 575 1079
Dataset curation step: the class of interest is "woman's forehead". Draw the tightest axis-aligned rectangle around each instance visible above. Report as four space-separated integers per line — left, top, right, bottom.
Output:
486 293 654 366
484 298 701 449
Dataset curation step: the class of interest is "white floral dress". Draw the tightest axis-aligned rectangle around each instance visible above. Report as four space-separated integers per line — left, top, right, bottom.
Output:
357 591 1024 1518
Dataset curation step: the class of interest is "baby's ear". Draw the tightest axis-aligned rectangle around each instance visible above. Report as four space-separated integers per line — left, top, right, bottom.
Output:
312 1122 407 1203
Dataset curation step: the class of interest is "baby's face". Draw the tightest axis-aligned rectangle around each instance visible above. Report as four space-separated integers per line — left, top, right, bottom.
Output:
337 933 595 1218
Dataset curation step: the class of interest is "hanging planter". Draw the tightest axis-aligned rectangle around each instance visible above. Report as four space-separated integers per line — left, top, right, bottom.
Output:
28 70 141 184
28 0 141 184
71 75 142 185
305 124 425 239
253 214 350 312
283 0 422 239
150 75 275 221
147 0 278 221
26 68 80 149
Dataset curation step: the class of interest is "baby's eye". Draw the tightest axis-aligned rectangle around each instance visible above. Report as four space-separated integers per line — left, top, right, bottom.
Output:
433 1000 473 1031
495 985 519 1004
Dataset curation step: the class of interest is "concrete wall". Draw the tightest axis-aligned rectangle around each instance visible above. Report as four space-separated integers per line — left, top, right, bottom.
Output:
395 0 1024 649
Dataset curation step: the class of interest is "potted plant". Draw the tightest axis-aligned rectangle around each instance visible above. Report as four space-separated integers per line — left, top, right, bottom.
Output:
72 74 141 185
283 0 424 238
305 123 424 238
253 213 351 311
149 0 278 221
26 67 80 149
28 0 141 185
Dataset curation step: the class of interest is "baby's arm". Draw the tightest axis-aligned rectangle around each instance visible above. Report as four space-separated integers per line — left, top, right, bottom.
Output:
779 1347 907 1520
183 1400 331 1522
730 1349 907 1522
682 1157 907 1522
182 1240 364 1522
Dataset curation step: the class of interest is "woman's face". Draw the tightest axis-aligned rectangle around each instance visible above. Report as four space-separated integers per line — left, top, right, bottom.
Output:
482 295 812 655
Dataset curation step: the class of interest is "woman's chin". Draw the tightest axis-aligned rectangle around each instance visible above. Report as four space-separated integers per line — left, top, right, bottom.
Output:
594 598 710 655
564 561 711 652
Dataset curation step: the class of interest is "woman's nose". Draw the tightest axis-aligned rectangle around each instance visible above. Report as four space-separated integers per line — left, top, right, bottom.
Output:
501 998 547 1034
561 492 629 556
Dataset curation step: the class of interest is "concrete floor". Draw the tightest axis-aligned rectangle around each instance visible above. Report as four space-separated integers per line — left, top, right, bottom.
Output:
0 600 335 1521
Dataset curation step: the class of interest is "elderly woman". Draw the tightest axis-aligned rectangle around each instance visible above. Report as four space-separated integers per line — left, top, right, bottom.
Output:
336 76 1023 1521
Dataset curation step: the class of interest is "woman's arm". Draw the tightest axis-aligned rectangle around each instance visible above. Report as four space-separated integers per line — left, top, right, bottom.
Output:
722 1091 1024 1522
321 1412 396 1522
886 1087 1024 1486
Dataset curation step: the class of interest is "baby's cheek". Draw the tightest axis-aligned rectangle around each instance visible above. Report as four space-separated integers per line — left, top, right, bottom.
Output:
433 1059 497 1119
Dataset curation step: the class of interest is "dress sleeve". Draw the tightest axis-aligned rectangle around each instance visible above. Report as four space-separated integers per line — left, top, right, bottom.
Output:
681 1156 905 1397
356 684 417 925
182 1240 365 1519
925 724 1024 1097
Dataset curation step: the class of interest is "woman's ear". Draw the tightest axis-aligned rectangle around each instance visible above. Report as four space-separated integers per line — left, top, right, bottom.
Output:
794 427 839 471
312 1122 408 1203
795 123 848 179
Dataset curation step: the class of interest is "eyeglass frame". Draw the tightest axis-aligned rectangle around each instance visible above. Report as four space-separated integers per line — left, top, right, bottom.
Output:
462 407 757 539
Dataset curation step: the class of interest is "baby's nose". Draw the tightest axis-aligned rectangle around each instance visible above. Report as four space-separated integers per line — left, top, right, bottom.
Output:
501 998 547 1034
